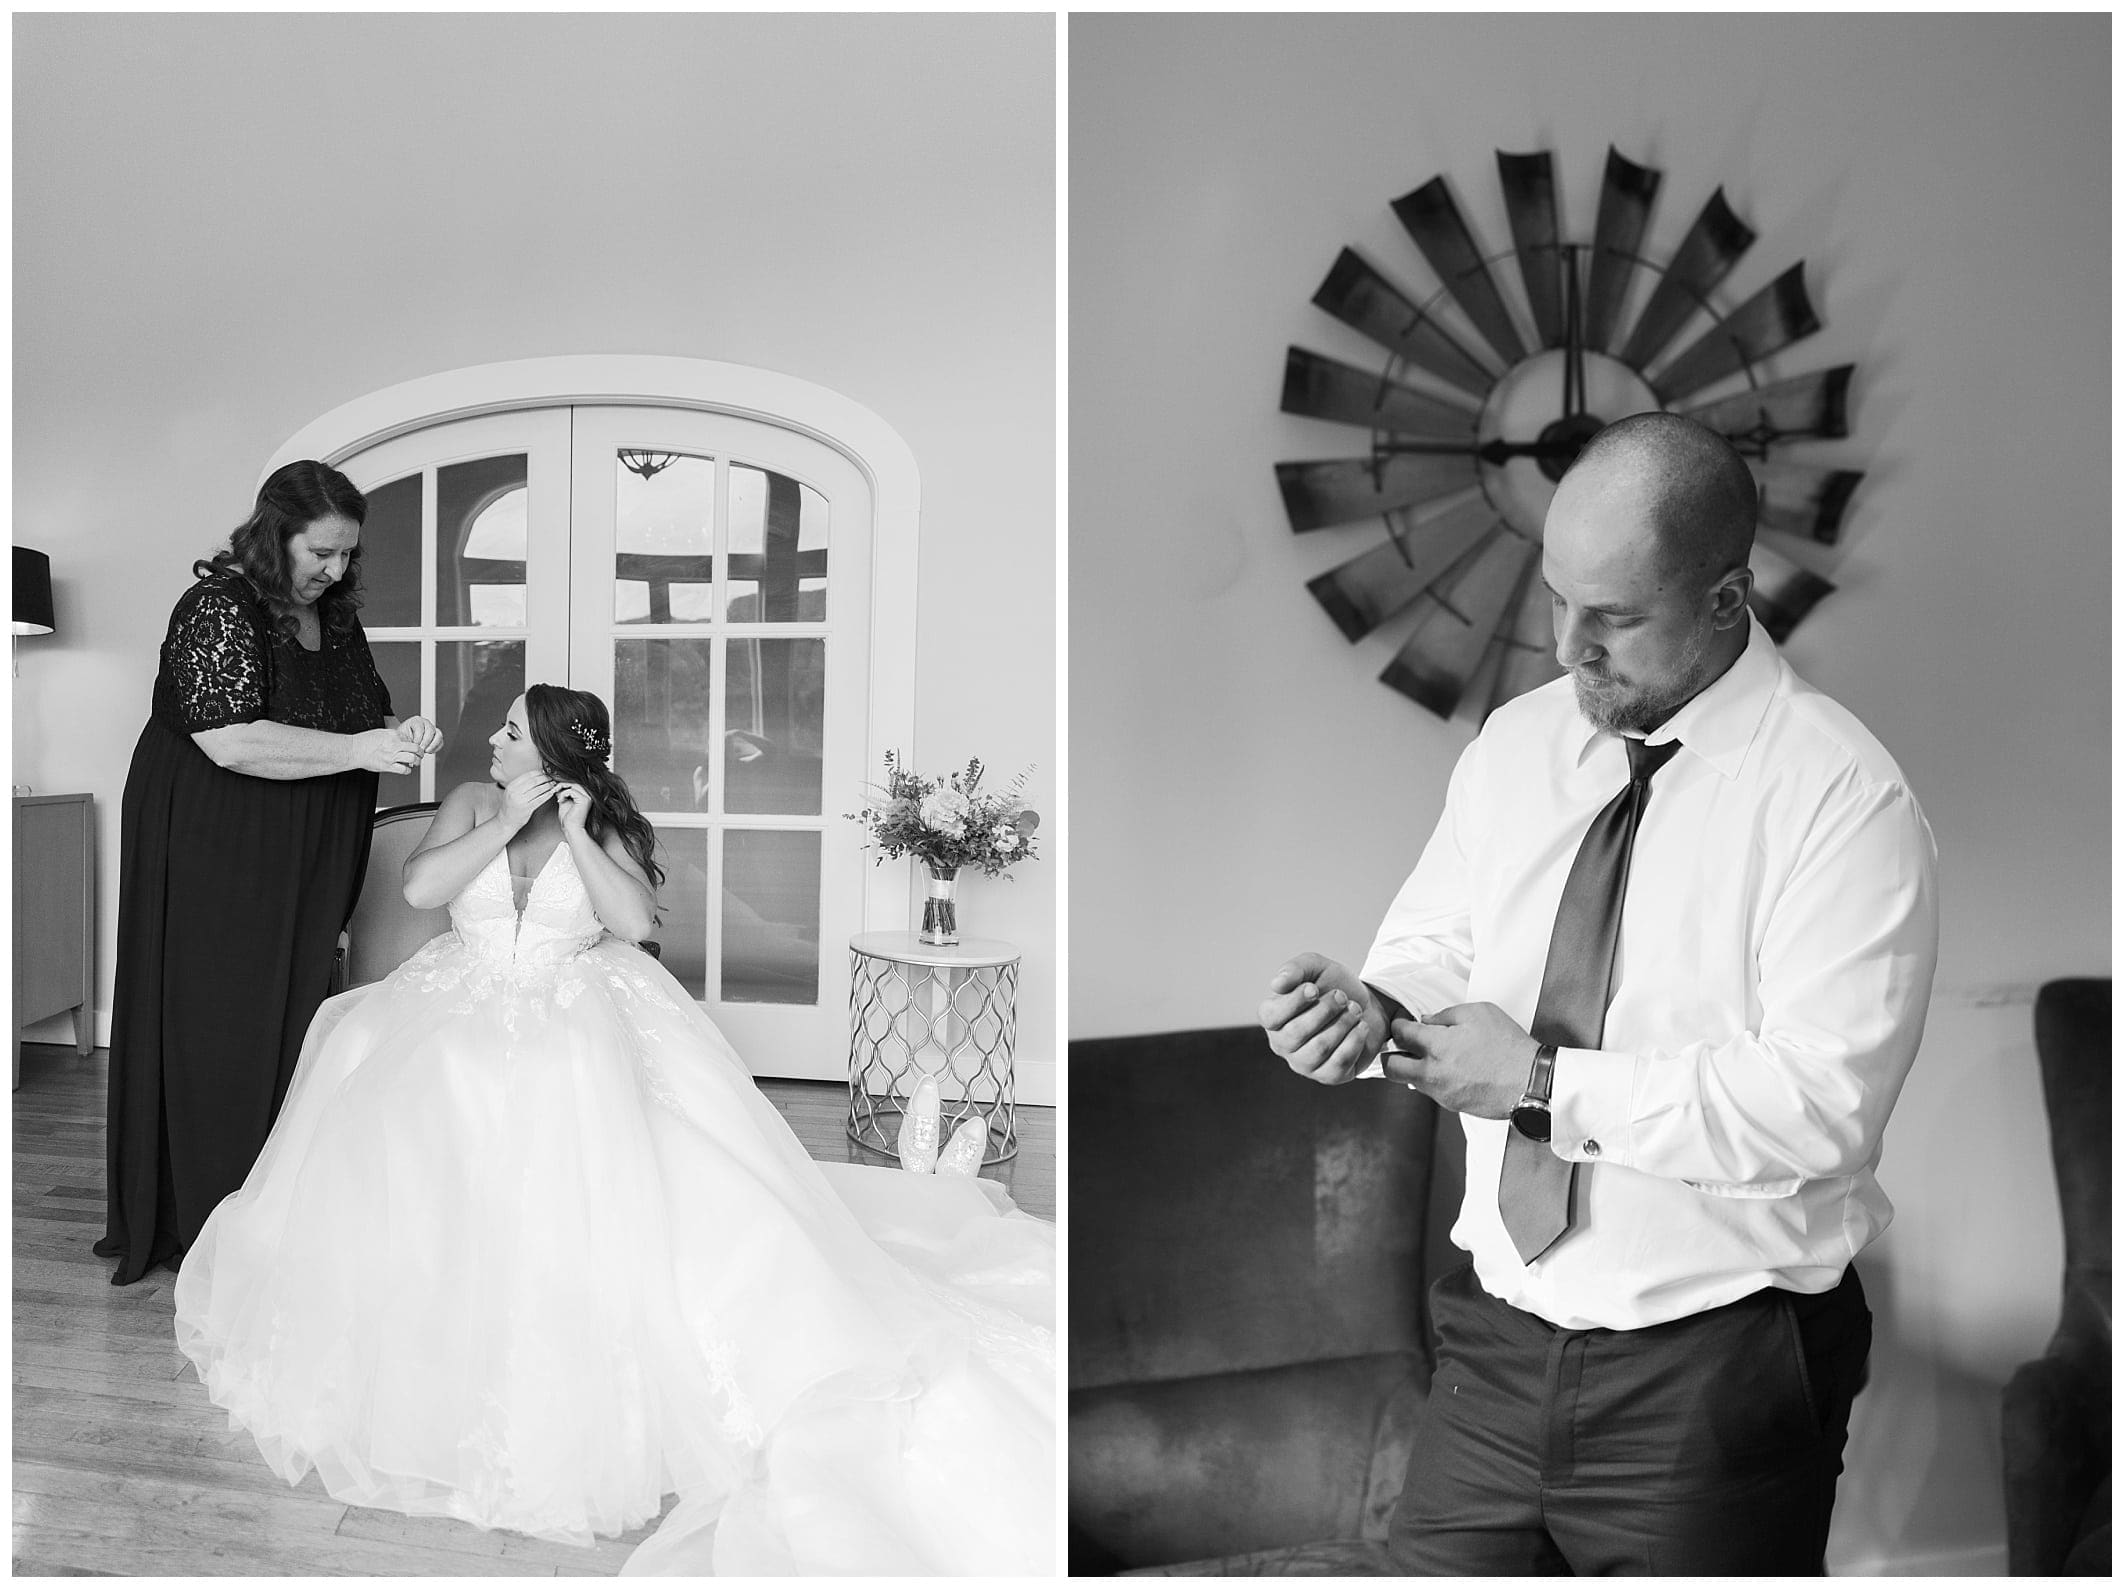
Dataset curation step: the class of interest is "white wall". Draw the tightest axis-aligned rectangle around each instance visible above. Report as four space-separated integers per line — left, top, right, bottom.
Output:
13 13 1058 1098
1070 13 2106 1574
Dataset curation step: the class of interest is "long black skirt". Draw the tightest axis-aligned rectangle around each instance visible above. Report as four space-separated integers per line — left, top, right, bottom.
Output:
94 718 377 1285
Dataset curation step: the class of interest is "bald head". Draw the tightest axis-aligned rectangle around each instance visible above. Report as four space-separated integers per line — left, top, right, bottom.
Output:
1541 412 1759 734
1559 412 1757 588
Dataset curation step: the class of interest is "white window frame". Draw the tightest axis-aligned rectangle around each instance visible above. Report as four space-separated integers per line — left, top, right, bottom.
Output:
266 355 921 936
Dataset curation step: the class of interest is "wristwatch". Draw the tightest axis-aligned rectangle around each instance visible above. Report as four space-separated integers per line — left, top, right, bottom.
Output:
1510 1043 1558 1143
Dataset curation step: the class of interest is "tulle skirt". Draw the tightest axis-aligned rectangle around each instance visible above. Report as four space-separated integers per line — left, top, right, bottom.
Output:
171 933 1054 1573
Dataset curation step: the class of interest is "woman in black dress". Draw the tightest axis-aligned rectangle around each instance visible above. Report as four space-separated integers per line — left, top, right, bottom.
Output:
96 461 443 1285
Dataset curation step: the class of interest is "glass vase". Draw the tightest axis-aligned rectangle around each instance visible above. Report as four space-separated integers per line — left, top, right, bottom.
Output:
919 864 960 945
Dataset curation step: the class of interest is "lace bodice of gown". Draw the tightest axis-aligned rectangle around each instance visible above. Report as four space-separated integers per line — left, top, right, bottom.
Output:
448 843 605 969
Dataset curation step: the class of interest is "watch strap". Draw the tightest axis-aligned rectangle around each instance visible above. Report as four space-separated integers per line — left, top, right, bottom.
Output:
1524 1041 1558 1104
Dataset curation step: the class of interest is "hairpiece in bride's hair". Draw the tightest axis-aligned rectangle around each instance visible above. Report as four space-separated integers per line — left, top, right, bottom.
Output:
570 718 611 761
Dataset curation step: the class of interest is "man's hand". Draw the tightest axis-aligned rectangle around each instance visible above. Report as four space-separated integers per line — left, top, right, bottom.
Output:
1381 1002 1540 1119
1260 953 1388 1084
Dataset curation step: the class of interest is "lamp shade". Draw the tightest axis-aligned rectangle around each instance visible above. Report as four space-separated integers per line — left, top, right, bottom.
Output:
13 547 54 635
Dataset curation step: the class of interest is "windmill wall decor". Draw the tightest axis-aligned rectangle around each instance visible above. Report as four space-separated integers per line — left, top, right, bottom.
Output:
1278 147 1860 720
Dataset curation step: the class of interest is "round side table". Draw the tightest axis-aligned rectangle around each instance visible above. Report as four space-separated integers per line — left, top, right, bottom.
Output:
846 931 1021 1165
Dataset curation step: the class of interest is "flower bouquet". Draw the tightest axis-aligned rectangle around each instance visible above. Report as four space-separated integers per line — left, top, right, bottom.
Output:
848 752 1041 943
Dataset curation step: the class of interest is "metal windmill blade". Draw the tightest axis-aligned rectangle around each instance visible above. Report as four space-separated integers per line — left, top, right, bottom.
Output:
1585 147 1662 354
1497 151 1564 348
1483 554 1566 716
1380 528 1536 717
1275 453 1481 533
1747 540 1835 642
1683 365 1853 447
1652 264 1822 404
1390 177 1529 366
1618 187 1755 370
1305 493 1501 642
1752 460 1865 546
1284 147 1867 722
1280 347 1480 440
1311 249 1495 400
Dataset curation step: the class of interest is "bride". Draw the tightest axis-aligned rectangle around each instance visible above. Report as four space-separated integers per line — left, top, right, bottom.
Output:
171 685 1054 1575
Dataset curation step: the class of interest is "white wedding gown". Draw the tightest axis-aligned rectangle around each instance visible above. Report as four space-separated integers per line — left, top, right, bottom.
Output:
171 840 1054 1574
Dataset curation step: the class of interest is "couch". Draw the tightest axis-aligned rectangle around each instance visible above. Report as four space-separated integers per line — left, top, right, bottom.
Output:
1069 1024 1465 1574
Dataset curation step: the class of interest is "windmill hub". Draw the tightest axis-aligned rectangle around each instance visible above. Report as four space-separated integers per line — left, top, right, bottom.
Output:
1534 412 1606 482
1477 347 1660 536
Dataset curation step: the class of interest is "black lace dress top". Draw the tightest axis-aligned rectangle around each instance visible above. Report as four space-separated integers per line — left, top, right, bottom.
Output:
99 567 395 1286
152 570 392 734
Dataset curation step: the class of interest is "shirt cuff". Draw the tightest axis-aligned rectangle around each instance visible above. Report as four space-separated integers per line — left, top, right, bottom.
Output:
1358 982 1417 1084
1546 1045 1635 1162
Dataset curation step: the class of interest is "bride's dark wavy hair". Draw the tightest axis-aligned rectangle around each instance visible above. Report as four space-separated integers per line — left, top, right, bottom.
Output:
195 460 368 642
523 684 665 891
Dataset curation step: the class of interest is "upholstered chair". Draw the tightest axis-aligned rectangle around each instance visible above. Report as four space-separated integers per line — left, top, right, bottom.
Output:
2002 977 2110 1575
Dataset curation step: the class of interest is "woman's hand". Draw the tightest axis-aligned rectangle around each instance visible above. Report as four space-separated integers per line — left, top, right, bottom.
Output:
351 728 423 776
498 769 559 834
397 716 445 757
554 781 593 836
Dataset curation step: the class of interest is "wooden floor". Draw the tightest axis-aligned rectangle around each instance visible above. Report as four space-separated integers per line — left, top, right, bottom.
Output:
12 1042 1054 1576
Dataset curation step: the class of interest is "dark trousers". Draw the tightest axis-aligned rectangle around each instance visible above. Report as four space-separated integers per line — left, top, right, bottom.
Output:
1387 1262 1871 1575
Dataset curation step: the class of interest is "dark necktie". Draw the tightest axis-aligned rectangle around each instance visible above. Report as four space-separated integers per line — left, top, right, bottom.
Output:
1499 735 1681 1265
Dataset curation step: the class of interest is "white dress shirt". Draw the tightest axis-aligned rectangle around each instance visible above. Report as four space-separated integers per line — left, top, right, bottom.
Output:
1359 616 1939 1331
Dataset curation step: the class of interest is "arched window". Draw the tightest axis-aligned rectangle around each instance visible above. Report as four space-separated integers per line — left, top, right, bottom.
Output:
267 358 919 1078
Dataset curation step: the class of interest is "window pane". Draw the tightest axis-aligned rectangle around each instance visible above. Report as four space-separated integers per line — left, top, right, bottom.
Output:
611 637 715 813
723 638 824 815
369 639 422 808
466 585 526 627
436 458 528 628
433 639 523 794
669 582 714 621
728 465 827 621
614 452 714 624
653 827 708 999
722 829 819 1004
361 474 422 628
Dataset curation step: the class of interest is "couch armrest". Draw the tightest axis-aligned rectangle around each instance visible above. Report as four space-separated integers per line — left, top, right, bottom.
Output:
2003 1353 2109 1575
1070 1351 1425 1572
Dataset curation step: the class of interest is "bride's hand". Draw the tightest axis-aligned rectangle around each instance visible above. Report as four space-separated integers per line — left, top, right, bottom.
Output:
554 782 592 835
499 769 558 833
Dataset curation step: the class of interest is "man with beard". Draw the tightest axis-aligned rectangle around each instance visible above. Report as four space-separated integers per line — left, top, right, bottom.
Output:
1260 412 1937 1573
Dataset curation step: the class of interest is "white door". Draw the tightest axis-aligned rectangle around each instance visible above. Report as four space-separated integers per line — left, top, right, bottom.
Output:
343 405 875 1079
566 407 872 1077
342 410 574 807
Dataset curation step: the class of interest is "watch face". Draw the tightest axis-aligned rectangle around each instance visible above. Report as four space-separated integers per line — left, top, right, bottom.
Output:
1278 146 1862 722
1510 1103 1552 1144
